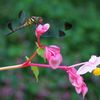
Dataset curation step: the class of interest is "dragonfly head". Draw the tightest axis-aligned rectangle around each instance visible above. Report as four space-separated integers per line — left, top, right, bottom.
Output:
31 16 43 25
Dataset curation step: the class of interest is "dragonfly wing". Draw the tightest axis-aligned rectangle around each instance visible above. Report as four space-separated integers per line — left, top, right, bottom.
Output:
18 10 24 19
7 21 14 31
6 11 29 35
59 30 66 37
64 22 72 30
42 19 71 38
18 10 29 25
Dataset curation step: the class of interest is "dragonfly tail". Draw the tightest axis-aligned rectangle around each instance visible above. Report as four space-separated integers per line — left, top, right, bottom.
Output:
6 24 26 36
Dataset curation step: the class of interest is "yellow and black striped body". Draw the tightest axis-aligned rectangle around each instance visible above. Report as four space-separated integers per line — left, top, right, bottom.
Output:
23 18 35 27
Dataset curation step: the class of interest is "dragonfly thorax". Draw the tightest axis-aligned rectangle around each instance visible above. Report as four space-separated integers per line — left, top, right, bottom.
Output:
31 16 43 24
23 18 34 26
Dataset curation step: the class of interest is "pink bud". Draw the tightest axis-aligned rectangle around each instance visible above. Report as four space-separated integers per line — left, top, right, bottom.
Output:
45 45 62 69
67 68 88 98
36 23 50 37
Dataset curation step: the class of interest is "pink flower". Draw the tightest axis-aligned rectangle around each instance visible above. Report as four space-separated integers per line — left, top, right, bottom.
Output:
44 45 62 69
77 55 100 75
36 23 50 38
66 68 88 98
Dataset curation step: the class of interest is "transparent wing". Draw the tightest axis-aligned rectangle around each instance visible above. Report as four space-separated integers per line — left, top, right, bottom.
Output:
42 18 72 38
18 10 29 25
6 11 30 36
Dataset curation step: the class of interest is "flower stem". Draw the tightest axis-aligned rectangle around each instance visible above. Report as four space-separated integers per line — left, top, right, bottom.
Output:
0 64 24 71
0 62 68 71
0 61 87 71
29 63 69 70
68 62 87 68
29 63 50 68
27 49 37 62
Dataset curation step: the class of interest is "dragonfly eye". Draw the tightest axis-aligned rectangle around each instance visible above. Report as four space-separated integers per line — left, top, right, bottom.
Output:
31 16 43 24
38 17 43 24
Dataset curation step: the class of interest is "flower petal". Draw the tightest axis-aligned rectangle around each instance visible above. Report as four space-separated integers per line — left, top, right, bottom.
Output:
82 83 88 98
49 54 62 69
75 87 81 94
44 45 62 69
88 65 96 73
43 23 50 33
36 23 50 37
67 68 88 98
89 55 97 63
95 57 100 66
77 64 91 75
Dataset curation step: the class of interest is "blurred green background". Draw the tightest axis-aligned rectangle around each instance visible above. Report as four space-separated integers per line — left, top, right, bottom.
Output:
0 0 100 100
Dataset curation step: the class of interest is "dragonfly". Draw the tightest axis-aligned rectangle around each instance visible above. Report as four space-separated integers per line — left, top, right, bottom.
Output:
7 11 72 38
7 11 43 36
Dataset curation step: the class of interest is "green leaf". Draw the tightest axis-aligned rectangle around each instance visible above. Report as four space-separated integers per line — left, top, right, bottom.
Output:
25 56 39 82
25 56 29 60
31 66 39 83
37 48 45 58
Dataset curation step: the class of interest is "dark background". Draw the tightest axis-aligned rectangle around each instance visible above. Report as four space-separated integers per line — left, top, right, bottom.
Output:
0 0 100 100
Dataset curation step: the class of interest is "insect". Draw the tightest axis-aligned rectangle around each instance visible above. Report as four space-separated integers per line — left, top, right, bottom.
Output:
7 11 43 36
